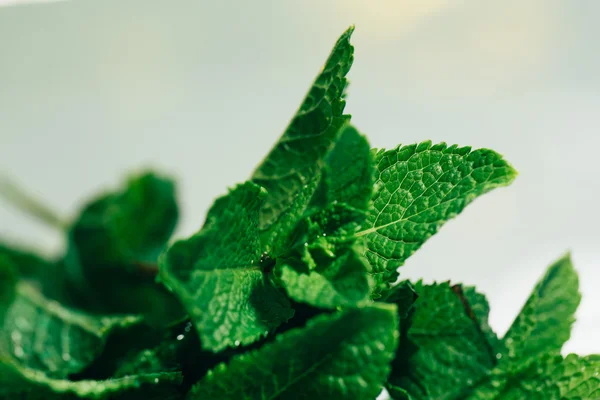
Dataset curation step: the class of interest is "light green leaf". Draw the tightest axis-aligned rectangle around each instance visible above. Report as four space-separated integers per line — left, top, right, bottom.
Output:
188 304 399 400
0 357 182 400
252 26 355 256
159 182 293 352
389 282 496 400
357 142 517 289
501 253 580 368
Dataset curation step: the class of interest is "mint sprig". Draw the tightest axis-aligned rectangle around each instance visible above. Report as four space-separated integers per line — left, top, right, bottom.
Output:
0 26 595 400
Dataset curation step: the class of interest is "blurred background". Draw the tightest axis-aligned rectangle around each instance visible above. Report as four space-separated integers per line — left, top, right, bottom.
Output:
0 0 598 353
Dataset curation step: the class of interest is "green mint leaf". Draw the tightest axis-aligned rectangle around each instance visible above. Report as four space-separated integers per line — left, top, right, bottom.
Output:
159 182 293 352
68 171 178 270
0 357 182 400
380 281 418 319
188 304 398 400
277 241 371 308
277 125 374 308
389 282 496 400
65 171 182 323
463 286 501 353
467 354 600 400
308 124 374 211
501 253 580 368
251 26 354 256
357 142 517 289
0 267 143 379
383 281 419 400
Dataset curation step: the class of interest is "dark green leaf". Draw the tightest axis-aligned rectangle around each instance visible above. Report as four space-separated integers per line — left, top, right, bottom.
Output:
65 171 182 323
159 182 293 352
463 286 501 353
0 280 143 378
277 125 374 308
188 304 398 399
389 282 496 400
501 253 580 368
251 26 355 256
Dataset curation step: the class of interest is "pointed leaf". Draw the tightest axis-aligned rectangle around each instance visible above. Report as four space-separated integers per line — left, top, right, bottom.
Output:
501 254 580 368
357 142 517 289
252 26 355 256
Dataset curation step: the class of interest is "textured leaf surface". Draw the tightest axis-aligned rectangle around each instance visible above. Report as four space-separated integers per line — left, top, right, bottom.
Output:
389 282 496 400
0 277 142 378
0 357 182 400
65 172 181 321
160 182 293 352
278 126 374 308
251 27 354 256
188 304 398 400
501 254 580 368
463 286 501 353
466 354 600 400
357 142 517 288
278 242 370 309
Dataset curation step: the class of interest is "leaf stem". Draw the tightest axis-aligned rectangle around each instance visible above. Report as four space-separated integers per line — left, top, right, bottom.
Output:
0 175 67 231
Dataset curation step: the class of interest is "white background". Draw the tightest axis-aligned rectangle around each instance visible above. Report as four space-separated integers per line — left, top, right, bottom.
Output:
1 1 599 354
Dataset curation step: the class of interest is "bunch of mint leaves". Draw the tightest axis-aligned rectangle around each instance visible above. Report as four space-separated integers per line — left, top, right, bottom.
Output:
1 26 598 400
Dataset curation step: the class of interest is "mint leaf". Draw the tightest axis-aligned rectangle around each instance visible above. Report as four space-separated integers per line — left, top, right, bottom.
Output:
501 253 580 368
277 241 370 308
309 124 374 211
188 304 398 399
277 125 374 308
251 26 354 256
0 357 182 400
160 182 293 352
65 171 182 323
67 172 178 272
463 286 501 353
357 142 517 289
467 354 600 400
389 282 496 400
0 263 143 379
